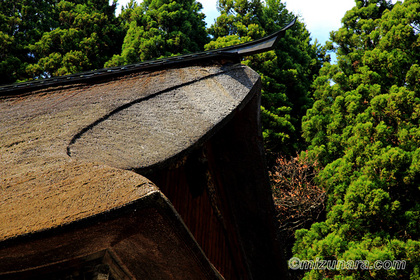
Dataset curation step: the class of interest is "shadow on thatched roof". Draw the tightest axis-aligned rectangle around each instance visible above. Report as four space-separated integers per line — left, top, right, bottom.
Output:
0 19 295 280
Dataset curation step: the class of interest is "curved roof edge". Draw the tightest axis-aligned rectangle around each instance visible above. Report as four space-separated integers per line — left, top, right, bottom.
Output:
0 190 224 280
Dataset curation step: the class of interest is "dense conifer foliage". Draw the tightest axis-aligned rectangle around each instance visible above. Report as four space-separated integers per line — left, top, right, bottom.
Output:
0 0 208 83
0 0 123 83
27 0 124 79
294 0 420 278
105 0 209 66
0 0 59 84
206 0 328 159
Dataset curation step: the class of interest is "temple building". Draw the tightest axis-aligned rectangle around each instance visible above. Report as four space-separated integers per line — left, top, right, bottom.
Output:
0 20 295 280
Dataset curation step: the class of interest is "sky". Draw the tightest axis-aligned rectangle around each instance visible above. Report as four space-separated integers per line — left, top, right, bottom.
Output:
196 0 354 45
114 0 401 46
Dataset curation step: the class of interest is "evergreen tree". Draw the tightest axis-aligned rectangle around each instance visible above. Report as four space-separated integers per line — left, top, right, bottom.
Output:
0 0 58 84
105 0 209 67
294 0 420 278
26 0 123 79
206 0 328 159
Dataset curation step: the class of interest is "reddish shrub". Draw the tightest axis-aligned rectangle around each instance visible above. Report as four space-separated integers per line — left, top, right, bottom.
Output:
270 152 326 239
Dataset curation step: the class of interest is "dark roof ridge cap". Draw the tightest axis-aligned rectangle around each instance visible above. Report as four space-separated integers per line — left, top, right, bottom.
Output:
0 18 296 95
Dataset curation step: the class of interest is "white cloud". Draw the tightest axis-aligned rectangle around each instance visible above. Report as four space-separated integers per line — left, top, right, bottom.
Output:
285 0 355 31
285 0 403 44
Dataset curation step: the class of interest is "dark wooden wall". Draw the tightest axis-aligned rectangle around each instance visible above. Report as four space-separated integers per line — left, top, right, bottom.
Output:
147 92 288 280
147 145 249 280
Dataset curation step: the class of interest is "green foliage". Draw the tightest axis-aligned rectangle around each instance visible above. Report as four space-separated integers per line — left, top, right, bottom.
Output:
0 0 59 84
105 0 209 67
0 0 123 83
26 0 123 79
206 0 328 158
295 0 420 278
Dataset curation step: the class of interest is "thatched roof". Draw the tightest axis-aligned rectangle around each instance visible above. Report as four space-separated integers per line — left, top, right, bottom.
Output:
0 20 296 279
0 63 258 240
0 63 262 280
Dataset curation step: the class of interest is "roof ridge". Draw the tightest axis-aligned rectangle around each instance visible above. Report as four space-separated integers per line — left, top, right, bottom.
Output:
0 18 296 95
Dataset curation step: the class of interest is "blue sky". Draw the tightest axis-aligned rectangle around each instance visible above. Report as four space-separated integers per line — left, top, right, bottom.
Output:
115 0 401 46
